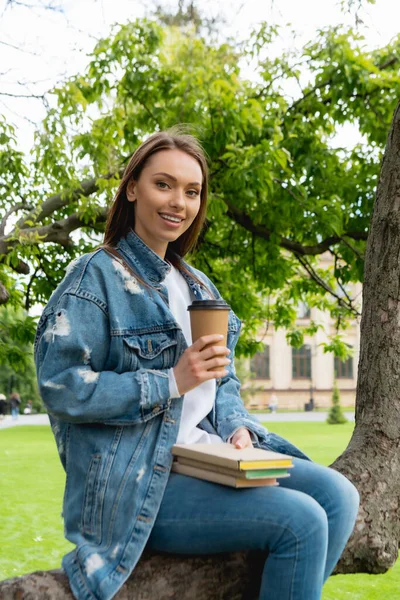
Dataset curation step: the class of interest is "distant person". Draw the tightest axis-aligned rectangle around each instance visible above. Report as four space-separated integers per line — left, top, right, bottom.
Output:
23 400 33 415
268 393 279 413
0 394 7 419
9 392 21 420
305 397 315 412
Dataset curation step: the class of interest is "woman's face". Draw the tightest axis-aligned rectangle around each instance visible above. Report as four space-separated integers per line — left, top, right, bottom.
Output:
126 149 202 258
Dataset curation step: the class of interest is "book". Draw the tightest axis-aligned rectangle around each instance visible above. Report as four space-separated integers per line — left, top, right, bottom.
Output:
171 461 279 488
171 443 293 471
175 456 291 479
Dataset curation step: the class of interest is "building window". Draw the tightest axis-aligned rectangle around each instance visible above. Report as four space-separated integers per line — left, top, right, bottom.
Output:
250 345 270 379
292 345 311 379
335 348 354 379
297 301 311 319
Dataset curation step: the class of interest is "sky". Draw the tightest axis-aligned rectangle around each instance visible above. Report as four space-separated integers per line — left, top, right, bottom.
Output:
1 0 400 154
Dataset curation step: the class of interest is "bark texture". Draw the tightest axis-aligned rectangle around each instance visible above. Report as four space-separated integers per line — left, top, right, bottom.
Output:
332 100 400 574
0 550 266 599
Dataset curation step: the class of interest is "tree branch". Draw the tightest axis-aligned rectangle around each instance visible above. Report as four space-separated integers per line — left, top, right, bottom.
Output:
0 91 46 99
273 178 307 206
223 197 367 256
0 281 10 305
295 253 361 317
286 56 398 114
272 179 366 260
0 256 30 274
0 202 32 236
29 208 109 246
0 40 41 56
332 251 354 306
16 168 123 230
378 56 398 70
339 235 365 261
24 265 40 311
0 208 108 263
287 79 332 113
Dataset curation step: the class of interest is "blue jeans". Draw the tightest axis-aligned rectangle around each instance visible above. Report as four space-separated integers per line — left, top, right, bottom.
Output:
11 407 19 420
147 458 359 600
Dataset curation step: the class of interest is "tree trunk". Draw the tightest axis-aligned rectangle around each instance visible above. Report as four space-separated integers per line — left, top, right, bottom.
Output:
0 550 266 599
332 100 400 574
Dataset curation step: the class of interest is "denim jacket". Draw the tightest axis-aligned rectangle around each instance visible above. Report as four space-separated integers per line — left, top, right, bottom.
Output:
34 230 309 600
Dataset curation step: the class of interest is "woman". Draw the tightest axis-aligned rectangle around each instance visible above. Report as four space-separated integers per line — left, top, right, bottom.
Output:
35 129 359 600
9 392 21 420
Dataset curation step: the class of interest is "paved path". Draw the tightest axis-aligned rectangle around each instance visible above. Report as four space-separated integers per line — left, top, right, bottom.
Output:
0 414 50 429
252 412 355 422
0 411 355 430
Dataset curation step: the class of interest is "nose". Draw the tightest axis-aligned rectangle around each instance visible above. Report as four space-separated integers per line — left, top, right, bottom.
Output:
169 189 186 211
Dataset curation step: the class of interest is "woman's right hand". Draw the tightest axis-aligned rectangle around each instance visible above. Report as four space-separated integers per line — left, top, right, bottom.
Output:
173 334 231 395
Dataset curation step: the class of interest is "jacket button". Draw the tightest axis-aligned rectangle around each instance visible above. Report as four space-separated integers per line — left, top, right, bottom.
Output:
152 405 161 413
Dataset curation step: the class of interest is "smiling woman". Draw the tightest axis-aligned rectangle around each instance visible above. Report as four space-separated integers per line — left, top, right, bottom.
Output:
33 127 359 600
125 150 202 258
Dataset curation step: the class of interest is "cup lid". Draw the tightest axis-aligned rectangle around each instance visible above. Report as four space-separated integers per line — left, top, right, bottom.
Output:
187 299 231 311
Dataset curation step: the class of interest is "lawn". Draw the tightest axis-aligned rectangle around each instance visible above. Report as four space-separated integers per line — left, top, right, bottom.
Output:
1 422 399 600
0 426 74 581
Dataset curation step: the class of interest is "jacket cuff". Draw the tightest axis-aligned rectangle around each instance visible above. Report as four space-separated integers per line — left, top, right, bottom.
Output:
168 368 181 399
218 413 269 444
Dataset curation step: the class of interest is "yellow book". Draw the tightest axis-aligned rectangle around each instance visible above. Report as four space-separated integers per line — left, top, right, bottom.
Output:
240 460 293 469
171 443 293 471
172 461 279 488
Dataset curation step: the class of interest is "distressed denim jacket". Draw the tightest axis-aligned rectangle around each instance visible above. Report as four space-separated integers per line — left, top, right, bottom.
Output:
34 230 309 600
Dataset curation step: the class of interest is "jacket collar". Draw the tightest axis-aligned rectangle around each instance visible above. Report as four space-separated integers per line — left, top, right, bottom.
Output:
117 230 172 284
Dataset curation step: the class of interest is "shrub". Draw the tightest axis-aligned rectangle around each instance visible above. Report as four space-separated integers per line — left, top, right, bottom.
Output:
327 382 348 424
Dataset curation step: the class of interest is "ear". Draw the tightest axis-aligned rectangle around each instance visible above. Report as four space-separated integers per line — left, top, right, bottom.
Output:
126 179 137 203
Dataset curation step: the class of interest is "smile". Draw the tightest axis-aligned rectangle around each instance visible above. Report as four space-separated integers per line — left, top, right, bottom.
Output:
159 214 184 223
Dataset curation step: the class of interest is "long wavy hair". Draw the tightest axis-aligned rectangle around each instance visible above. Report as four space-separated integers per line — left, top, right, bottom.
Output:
103 127 213 294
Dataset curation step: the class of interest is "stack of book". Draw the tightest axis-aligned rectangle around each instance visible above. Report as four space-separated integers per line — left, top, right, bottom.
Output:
171 443 293 488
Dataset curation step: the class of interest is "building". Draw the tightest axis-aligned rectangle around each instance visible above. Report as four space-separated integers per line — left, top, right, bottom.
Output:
244 255 361 410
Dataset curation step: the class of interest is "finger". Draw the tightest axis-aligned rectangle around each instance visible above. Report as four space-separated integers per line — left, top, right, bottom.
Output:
200 345 230 361
202 356 231 371
202 367 229 380
191 334 225 351
234 436 251 449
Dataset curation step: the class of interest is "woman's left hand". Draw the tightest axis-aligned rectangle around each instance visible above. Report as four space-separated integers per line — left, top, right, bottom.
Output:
231 427 253 449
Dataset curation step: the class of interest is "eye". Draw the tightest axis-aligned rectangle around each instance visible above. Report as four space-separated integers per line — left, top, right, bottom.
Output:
187 190 200 197
156 181 170 189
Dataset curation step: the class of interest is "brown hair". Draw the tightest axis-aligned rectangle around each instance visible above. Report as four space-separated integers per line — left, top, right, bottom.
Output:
103 127 213 295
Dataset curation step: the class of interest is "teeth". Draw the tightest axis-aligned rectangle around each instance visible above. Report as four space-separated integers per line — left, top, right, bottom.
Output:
160 214 182 223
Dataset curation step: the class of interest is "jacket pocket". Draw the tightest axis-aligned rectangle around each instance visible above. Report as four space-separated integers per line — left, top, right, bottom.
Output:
123 332 178 371
81 453 103 541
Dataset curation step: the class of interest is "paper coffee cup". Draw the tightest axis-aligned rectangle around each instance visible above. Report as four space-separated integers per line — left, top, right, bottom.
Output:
187 300 231 372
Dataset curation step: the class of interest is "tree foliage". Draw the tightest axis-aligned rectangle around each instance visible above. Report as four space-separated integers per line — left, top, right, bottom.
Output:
1 18 400 364
0 305 43 411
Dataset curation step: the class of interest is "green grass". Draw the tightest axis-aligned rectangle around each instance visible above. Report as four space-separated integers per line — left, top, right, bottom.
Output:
260 421 355 466
1 422 399 599
0 426 73 580
250 407 355 414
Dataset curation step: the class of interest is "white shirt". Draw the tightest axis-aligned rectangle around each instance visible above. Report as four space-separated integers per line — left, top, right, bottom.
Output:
164 265 224 444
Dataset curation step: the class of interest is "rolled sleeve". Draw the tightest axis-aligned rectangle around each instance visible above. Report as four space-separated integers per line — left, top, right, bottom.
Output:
168 368 181 399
